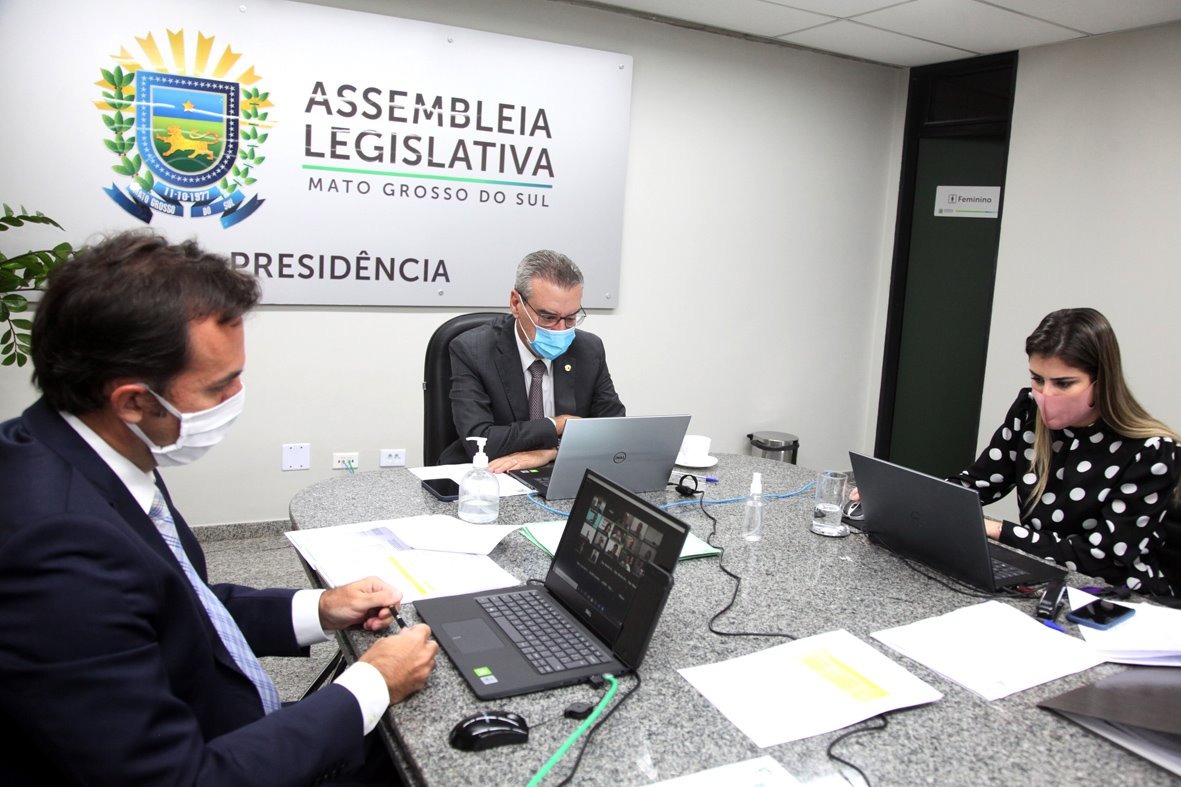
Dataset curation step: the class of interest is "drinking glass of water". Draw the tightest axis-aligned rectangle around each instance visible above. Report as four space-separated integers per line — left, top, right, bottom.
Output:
811 470 849 537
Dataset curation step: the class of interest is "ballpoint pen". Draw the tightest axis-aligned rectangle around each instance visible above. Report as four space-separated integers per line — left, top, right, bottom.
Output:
390 606 410 630
674 472 719 483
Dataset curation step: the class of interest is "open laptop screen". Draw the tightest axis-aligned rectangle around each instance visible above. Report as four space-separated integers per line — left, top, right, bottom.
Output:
545 470 687 647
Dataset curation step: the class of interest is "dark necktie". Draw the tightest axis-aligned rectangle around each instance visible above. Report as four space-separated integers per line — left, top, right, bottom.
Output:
528 360 546 420
149 489 282 713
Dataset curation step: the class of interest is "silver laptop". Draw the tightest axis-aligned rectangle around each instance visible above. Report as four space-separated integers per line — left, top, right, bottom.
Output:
849 452 1066 591
509 415 691 500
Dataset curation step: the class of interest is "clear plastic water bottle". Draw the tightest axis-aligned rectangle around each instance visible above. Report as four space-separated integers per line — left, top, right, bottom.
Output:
741 471 765 542
458 436 499 524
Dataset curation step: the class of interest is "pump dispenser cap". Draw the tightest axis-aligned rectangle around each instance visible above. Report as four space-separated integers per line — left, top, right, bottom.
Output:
750 472 762 495
466 436 490 469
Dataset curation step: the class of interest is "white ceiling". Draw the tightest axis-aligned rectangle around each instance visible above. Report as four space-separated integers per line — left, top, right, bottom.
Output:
563 0 1181 67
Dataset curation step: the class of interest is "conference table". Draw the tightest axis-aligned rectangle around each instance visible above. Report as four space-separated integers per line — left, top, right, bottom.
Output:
288 454 1168 786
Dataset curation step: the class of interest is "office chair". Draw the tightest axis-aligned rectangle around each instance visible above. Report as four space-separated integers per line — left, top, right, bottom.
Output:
422 312 502 466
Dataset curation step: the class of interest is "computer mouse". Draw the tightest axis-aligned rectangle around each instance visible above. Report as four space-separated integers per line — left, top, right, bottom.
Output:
842 499 864 522
448 710 529 752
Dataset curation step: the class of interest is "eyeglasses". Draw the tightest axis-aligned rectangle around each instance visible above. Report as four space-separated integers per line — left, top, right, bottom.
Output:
517 291 586 329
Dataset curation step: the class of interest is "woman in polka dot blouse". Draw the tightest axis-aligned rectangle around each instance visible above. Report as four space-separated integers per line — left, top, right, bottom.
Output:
950 308 1180 596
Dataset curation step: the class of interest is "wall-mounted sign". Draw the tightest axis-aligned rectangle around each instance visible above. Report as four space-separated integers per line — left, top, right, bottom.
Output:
0 0 633 307
934 186 1002 219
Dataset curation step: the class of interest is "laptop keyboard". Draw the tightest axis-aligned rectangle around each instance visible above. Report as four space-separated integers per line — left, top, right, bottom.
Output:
991 556 1025 582
476 590 610 674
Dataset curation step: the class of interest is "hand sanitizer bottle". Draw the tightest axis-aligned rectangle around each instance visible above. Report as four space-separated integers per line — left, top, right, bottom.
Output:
742 471 765 542
458 436 499 524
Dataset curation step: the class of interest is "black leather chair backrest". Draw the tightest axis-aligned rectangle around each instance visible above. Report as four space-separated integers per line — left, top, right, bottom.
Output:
422 312 502 466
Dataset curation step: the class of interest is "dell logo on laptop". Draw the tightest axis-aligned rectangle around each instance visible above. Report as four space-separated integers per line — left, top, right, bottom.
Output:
613 452 627 463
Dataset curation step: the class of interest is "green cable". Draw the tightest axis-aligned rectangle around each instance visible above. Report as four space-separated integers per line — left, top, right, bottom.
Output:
525 673 618 787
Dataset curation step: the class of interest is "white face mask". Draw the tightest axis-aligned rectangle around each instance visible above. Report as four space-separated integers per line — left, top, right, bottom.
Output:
128 384 245 467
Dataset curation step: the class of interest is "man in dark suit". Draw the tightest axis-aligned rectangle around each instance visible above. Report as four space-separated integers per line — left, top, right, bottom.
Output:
440 250 625 471
0 230 437 785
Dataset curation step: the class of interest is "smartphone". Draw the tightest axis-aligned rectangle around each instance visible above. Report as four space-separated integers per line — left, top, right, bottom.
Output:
1065 599 1135 630
421 477 460 502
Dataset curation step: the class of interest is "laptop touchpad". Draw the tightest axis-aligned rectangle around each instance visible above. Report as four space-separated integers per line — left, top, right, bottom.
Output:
442 619 504 655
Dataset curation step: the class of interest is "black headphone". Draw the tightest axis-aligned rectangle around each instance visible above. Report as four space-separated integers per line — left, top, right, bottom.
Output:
673 474 699 497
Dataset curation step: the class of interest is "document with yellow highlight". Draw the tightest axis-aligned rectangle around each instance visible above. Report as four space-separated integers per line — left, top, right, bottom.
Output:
678 629 941 747
285 516 521 603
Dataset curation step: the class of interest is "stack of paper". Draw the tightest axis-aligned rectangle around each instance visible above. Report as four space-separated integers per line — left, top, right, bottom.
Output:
285 515 522 602
1073 600 1181 667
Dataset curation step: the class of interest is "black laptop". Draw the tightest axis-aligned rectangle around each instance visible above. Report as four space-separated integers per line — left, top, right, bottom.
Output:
414 469 689 699
849 452 1066 591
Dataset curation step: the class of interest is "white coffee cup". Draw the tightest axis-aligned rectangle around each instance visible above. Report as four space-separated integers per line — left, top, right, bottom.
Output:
680 434 711 462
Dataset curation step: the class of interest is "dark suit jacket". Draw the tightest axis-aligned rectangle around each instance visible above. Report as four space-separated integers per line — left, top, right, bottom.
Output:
0 399 365 786
440 314 626 463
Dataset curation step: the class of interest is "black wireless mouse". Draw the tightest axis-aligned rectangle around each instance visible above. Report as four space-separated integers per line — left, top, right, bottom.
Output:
842 498 864 522
448 710 529 751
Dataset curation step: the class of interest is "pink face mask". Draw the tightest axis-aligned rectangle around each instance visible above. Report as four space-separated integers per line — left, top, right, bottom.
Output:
1031 382 1098 429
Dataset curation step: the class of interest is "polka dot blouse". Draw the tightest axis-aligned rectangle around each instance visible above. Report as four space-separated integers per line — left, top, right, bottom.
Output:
949 388 1180 595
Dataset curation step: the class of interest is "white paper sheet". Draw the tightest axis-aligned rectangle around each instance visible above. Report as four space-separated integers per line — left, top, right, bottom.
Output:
872 600 1105 700
678 629 941 748
409 463 533 496
285 517 521 602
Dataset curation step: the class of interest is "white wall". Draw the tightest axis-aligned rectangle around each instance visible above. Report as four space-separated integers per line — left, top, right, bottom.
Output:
1 0 905 524
978 21 1181 520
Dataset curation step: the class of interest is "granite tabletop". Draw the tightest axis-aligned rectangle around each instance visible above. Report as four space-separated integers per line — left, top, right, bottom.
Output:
289 454 1170 787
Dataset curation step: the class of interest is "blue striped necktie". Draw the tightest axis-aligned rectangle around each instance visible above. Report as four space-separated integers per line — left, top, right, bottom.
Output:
149 489 282 714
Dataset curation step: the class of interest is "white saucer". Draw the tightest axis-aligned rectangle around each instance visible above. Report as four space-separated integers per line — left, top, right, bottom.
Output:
676 453 718 469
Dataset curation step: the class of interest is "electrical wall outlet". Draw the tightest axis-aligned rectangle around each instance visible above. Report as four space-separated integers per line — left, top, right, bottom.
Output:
282 443 311 471
332 451 359 470
379 448 406 467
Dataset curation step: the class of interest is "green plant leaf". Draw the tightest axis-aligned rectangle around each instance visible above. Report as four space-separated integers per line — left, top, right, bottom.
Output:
258 133 269 144
2 294 29 310
15 352 28 367
1 354 15 367
11 318 32 329
1 329 10 343
253 155 265 166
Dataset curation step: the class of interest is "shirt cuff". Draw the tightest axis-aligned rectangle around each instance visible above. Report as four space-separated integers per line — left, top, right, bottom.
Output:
292 589 331 647
335 661 390 734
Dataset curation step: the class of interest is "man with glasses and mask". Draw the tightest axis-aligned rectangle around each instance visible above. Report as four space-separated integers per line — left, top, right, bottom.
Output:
0 230 437 785
440 249 626 472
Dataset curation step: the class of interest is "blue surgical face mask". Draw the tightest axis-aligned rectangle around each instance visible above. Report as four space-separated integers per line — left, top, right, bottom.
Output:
529 324 576 360
518 296 577 360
